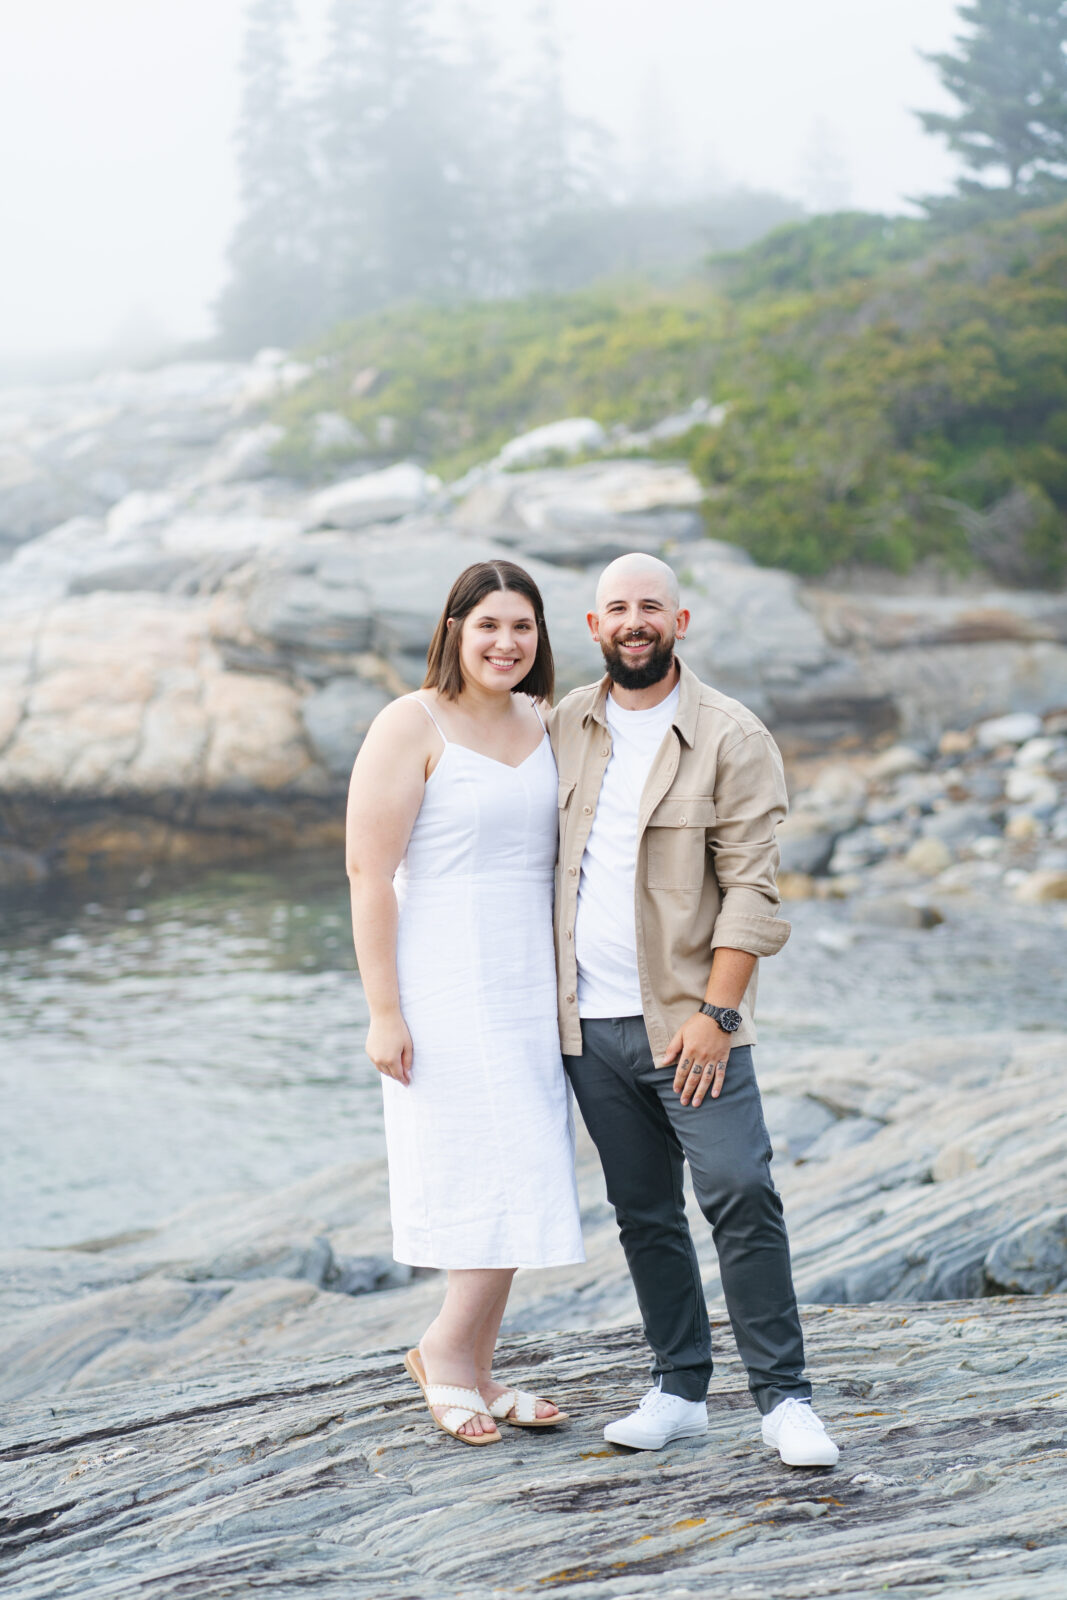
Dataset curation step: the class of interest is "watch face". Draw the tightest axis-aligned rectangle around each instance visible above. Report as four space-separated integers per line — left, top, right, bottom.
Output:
720 1008 743 1033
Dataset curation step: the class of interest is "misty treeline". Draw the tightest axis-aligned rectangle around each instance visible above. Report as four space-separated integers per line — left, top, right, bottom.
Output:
216 0 799 354
917 0 1067 220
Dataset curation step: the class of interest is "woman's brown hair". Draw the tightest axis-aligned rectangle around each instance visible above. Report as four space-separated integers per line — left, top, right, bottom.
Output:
423 560 555 702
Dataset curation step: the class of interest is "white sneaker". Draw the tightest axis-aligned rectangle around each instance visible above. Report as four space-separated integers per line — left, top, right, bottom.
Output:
761 1397 839 1466
604 1386 708 1450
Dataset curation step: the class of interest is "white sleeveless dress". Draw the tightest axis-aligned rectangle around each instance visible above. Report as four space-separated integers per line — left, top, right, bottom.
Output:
380 698 586 1270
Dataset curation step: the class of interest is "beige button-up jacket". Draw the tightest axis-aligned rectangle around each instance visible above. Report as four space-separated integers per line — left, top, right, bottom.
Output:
548 657 791 1062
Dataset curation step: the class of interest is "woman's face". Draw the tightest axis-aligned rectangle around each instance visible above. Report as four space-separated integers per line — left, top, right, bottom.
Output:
454 588 538 694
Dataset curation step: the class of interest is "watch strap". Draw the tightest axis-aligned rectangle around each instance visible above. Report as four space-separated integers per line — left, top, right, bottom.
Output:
699 1002 742 1032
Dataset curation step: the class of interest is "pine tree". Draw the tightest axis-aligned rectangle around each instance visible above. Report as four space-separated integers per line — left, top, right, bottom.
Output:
442 5 518 297
316 0 459 320
919 0 1067 193
511 2 613 289
217 0 318 352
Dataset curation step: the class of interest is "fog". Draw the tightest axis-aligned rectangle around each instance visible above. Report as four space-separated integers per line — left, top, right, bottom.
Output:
1 0 963 366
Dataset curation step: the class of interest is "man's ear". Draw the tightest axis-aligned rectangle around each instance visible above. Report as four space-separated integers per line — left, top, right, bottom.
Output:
675 607 691 641
586 611 600 641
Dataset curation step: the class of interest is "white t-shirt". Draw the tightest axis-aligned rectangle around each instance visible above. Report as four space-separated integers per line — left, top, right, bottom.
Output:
575 684 680 1018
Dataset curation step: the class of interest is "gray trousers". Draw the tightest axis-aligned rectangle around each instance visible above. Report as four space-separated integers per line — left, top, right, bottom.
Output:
564 1016 811 1415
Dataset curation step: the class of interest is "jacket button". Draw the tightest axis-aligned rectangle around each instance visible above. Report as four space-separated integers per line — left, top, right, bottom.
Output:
679 814 687 825
566 930 572 940
568 866 577 876
566 992 575 1003
602 747 609 756
582 805 592 815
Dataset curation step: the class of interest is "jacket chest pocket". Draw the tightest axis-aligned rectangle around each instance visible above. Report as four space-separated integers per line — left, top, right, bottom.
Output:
645 797 715 890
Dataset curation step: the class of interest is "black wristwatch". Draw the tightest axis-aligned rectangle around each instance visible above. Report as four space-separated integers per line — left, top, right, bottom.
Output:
700 1003 743 1033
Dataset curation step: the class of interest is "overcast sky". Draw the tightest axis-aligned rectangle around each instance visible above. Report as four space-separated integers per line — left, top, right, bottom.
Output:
1 0 964 363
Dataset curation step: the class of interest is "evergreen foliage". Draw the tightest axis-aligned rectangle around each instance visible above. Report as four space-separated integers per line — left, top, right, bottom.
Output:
273 201 1067 585
217 0 318 351
217 1 800 352
918 0 1067 199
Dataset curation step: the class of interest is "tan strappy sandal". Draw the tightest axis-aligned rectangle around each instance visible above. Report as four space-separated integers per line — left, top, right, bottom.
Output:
403 1348 501 1446
488 1387 569 1428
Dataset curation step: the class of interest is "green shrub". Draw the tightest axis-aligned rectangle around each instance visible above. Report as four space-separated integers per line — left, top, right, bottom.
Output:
274 201 1067 584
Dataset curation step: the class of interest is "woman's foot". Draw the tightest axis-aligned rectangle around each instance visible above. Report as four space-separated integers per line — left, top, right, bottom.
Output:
418 1336 496 1439
481 1376 560 1422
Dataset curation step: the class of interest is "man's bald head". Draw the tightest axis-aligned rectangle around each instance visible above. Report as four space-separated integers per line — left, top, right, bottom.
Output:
594 553 680 613
588 552 689 694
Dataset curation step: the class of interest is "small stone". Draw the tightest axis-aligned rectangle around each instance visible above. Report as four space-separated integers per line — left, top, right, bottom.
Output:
939 728 974 755
904 837 953 876
975 712 1043 750
870 744 928 781
920 804 998 848
851 898 944 930
1005 770 1059 809
1014 869 1067 903
1004 814 1041 843
778 871 816 900
777 818 838 876
933 1143 980 1181
1014 737 1059 770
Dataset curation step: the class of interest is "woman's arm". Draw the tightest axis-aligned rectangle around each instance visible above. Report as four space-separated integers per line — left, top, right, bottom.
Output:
345 699 436 1085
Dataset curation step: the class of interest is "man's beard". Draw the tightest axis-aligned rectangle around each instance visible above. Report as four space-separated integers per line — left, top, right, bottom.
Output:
601 632 675 690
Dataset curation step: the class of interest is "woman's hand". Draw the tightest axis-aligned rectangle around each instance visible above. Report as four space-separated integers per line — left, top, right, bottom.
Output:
366 1010 414 1085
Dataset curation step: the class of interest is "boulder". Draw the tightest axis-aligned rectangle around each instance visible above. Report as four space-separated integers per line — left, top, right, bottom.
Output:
246 574 374 654
308 411 366 456
984 1210 1067 1294
200 424 286 485
301 678 392 775
454 459 706 565
776 817 838 876
918 803 999 849
850 898 944 930
308 463 441 530
975 710 1044 749
494 416 606 469
869 744 928 781
903 837 953 876
1014 869 1067 903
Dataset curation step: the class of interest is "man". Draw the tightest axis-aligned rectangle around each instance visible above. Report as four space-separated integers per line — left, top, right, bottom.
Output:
550 553 838 1467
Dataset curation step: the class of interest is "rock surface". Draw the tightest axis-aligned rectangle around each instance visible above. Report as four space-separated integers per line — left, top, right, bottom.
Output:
2 1298 1064 1599
2 1033 1063 1391
3 359 1067 881
3 1028 1065 1593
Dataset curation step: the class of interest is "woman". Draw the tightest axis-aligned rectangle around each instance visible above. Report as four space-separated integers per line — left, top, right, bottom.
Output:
346 560 584 1445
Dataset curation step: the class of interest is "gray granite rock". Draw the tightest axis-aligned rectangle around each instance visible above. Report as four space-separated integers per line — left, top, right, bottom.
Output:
301 679 392 775
494 416 607 468
246 572 375 652
308 464 440 530
454 460 706 566
1 1299 1064 1600
984 1210 1067 1293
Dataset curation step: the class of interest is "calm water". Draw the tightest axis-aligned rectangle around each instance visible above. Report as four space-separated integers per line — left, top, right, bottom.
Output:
3 854 1066 1250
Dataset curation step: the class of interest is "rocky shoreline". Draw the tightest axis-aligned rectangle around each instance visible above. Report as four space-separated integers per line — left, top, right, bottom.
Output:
3 1030 1063 1390
2 356 1067 888
4 1022 1066 1595
3 1298 1065 1599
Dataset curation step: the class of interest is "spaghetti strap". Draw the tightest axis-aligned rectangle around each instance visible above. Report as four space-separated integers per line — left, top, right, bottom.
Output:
407 694 448 748
529 696 547 734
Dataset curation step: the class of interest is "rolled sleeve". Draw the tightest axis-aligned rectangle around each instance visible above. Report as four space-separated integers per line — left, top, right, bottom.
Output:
708 731 791 958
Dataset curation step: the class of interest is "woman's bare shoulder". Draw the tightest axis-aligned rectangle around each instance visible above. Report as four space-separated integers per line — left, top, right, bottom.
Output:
356 694 438 761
